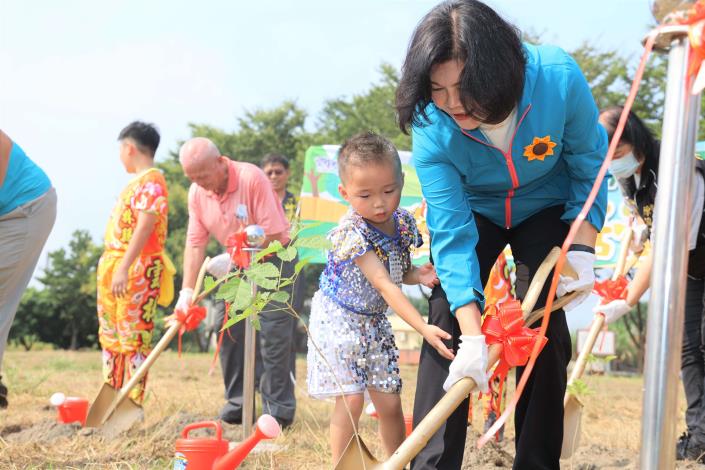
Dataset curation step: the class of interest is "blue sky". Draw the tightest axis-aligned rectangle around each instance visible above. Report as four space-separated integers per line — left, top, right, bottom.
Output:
1 0 655 329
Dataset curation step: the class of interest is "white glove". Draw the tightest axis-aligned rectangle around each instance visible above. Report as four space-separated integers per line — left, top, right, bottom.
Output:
206 253 232 279
593 299 632 324
442 335 490 393
557 251 596 311
175 288 193 312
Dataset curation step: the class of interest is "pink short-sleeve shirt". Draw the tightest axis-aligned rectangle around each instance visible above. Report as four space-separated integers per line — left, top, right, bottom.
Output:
186 159 290 247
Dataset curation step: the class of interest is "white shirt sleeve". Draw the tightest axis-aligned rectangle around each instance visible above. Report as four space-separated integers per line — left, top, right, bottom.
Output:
689 171 705 250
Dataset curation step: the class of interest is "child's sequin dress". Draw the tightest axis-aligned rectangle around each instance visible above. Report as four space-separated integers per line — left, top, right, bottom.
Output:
306 208 422 398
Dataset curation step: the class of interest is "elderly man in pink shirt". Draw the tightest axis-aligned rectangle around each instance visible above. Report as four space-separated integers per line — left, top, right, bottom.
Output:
176 137 296 428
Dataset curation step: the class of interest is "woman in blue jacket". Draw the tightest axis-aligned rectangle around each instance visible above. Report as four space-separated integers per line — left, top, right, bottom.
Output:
395 1 607 468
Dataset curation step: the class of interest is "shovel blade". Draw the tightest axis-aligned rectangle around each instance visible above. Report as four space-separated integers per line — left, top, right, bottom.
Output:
561 393 584 459
85 383 118 428
100 397 144 438
334 434 381 470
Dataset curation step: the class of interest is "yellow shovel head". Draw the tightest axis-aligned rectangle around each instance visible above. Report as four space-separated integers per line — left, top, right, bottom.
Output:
334 434 381 470
85 383 119 428
100 396 143 438
561 393 584 459
85 382 143 437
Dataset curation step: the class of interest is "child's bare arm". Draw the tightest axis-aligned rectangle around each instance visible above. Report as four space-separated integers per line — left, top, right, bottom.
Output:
111 211 157 297
355 252 454 359
402 262 439 288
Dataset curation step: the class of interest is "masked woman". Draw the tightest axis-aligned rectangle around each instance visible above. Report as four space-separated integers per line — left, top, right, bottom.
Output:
597 106 705 462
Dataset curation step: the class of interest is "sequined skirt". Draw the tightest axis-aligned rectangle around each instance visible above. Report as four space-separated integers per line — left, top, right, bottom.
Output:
306 291 401 399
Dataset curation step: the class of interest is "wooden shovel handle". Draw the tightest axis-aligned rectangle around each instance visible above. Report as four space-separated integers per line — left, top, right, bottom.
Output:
612 227 633 282
100 257 210 423
570 226 634 383
383 246 570 469
565 226 634 392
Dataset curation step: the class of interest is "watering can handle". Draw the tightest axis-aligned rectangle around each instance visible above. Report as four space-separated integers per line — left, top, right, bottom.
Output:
181 420 223 440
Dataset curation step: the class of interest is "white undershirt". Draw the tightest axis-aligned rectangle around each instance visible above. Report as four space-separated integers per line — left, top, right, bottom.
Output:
479 108 518 154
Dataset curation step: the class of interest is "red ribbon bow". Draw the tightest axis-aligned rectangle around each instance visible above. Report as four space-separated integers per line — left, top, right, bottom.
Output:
593 276 629 305
169 305 207 357
481 299 547 417
226 231 250 269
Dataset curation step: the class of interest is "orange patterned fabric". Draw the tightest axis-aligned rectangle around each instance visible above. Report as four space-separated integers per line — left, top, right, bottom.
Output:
103 168 168 255
97 168 169 404
483 251 515 308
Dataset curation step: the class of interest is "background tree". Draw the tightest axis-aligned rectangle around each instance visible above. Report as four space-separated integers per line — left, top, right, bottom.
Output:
34 230 102 350
315 63 411 151
9 288 50 351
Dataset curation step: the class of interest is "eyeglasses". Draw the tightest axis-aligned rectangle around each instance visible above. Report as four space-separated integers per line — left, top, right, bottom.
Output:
265 169 285 177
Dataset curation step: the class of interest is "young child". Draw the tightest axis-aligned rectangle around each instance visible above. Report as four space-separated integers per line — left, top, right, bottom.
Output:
97 121 172 405
306 132 454 464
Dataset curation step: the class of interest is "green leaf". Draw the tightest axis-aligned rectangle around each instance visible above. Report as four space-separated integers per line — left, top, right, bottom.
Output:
215 277 242 301
245 262 280 290
277 246 297 262
223 315 242 330
254 240 284 263
250 316 261 331
226 280 254 312
224 292 269 329
294 256 312 275
203 276 216 293
566 379 592 398
277 278 294 288
293 234 330 250
270 291 290 303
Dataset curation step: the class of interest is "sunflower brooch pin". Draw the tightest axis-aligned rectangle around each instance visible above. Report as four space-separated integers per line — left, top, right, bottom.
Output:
523 136 557 162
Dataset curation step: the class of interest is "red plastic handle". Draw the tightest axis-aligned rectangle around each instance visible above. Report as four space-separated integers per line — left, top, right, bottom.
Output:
181 421 223 440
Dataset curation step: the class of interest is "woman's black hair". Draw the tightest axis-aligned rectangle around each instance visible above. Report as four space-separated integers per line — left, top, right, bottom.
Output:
396 0 526 133
600 106 659 167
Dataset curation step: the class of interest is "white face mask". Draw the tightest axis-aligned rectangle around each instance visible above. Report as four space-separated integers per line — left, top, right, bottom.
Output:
610 152 641 179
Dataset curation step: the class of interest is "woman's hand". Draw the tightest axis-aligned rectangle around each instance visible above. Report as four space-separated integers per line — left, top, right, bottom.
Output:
416 262 440 288
111 264 130 298
421 324 454 360
557 251 596 311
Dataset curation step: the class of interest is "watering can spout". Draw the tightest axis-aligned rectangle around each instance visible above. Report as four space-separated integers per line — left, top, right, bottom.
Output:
212 414 281 470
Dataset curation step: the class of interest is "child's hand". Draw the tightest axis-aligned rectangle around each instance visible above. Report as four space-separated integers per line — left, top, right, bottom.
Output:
111 265 129 298
421 324 454 360
416 262 440 288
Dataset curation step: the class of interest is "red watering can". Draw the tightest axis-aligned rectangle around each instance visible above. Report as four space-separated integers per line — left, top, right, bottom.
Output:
174 415 281 470
50 392 89 426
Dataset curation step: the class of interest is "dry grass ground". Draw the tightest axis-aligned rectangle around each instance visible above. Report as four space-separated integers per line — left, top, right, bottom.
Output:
0 349 702 469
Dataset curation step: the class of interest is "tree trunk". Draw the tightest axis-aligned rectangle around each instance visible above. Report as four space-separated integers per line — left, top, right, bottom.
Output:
70 320 78 350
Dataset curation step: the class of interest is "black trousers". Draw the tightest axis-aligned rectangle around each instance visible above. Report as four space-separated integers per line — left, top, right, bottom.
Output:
681 274 705 445
411 205 572 470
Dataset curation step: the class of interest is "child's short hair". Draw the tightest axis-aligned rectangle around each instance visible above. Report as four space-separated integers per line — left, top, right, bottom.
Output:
338 132 402 182
261 153 290 169
118 121 160 158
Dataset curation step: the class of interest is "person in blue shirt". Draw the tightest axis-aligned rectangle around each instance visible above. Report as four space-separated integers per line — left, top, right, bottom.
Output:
0 130 56 409
395 1 607 468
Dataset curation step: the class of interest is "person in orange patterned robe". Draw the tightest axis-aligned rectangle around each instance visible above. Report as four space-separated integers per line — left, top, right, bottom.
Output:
96 122 172 404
